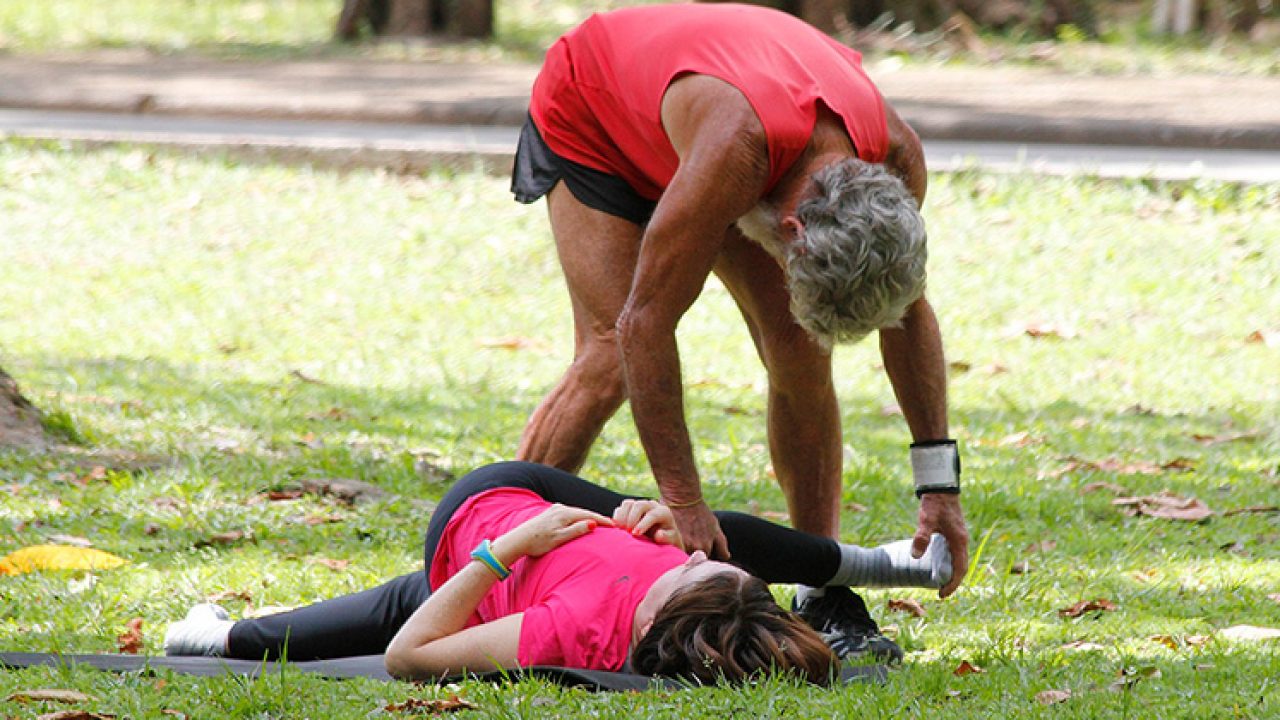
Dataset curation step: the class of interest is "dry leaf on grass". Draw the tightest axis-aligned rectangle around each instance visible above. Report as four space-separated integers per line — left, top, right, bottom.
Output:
1244 329 1280 347
206 589 252 605
1190 431 1261 445
383 694 478 714
309 557 351 572
195 530 247 548
477 336 547 352
953 660 985 676
887 598 927 617
7 689 96 703
1112 492 1213 522
303 514 345 526
300 477 387 505
1267 593 1280 605
1015 321 1080 340
0 545 128 576
264 489 305 501
1043 456 1196 480
1009 561 1031 575
1149 634 1209 650
1035 689 1072 705
116 618 144 655
948 361 972 373
36 712 116 720
1058 598 1117 618
1219 625 1280 642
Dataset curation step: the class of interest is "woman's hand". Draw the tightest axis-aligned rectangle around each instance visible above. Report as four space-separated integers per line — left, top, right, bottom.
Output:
498 504 614 559
612 499 684 550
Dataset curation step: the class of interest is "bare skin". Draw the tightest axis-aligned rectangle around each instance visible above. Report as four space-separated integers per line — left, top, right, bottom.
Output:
516 74 969 598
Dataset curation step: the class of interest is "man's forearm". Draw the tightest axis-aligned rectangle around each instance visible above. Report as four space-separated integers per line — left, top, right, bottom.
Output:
878 296 948 440
616 323 701 503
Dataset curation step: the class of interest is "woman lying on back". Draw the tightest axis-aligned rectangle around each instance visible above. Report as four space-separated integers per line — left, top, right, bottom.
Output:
166 462 951 684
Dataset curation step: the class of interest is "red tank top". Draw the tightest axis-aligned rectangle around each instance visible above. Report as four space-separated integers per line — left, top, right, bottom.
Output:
530 3 889 201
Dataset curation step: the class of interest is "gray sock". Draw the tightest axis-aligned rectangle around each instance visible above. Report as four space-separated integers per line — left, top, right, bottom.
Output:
831 534 952 589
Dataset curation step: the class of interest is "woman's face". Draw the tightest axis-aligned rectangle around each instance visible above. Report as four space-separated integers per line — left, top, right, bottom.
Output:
632 551 749 643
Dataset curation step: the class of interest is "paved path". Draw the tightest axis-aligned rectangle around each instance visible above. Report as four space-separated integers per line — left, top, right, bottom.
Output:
7 108 1279 183
3 50 1280 150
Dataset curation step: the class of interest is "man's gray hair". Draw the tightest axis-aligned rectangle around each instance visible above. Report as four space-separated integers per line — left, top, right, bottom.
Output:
786 158 927 347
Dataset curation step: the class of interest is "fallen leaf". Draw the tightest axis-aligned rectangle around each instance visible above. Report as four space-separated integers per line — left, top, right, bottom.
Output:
1081 481 1128 495
1267 593 1280 605
160 710 188 719
477 336 547 352
887 598 927 617
879 403 903 417
1186 635 1210 647
1035 689 1072 705
152 496 184 510
977 362 1009 375
0 545 128 576
295 432 324 449
1190 431 1261 446
305 407 349 421
77 466 109 485
304 513 345 526
1223 505 1280 516
1009 561 1031 575
948 361 972 373
1244 329 1280 347
116 618 143 655
1021 321 1079 340
206 589 252 604
300 477 387 505
195 530 247 548
1112 492 1213 522
953 660 985 676
7 689 95 703
310 557 350 572
844 501 867 513
383 694 478 713
290 369 326 385
1058 598 1117 618
35 712 116 720
1060 640 1105 651
1219 625 1280 642
265 489 305 501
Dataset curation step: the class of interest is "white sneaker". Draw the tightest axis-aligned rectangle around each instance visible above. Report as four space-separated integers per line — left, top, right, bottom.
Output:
164 604 232 656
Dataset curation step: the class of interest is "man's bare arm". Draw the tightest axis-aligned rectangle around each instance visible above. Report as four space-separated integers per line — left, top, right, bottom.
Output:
880 103 969 597
615 75 770 557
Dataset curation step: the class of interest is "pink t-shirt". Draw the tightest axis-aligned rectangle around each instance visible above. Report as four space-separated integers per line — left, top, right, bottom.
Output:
429 487 687 671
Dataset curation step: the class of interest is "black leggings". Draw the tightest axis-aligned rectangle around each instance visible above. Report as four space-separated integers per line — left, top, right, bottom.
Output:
226 461 843 661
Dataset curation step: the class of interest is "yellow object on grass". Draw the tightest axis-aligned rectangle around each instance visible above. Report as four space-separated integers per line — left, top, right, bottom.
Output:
0 544 128 575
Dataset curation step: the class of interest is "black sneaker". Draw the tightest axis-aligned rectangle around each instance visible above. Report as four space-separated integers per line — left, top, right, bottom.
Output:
794 586 904 664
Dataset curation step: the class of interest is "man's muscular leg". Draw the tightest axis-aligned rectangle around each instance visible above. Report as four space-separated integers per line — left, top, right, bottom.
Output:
713 228 843 538
516 183 644 471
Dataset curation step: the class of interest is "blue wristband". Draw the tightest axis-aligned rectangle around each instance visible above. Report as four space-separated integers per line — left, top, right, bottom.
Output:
470 539 511 580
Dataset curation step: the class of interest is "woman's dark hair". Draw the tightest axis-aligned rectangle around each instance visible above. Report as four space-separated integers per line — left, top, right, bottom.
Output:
629 572 837 686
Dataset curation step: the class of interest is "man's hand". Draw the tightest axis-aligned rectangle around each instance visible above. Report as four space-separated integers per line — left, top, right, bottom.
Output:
612 499 684 549
912 493 968 598
669 503 729 560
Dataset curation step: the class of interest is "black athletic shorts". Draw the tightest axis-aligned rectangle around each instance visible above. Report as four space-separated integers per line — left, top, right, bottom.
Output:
510 115 657 226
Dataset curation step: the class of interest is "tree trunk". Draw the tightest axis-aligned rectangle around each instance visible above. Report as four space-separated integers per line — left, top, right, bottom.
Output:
336 0 491 39
0 366 48 451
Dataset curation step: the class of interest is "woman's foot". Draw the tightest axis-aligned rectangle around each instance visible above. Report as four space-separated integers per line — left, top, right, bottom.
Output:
164 604 232 656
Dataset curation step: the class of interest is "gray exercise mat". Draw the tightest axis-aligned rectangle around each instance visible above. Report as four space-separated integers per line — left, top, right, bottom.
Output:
0 652 886 690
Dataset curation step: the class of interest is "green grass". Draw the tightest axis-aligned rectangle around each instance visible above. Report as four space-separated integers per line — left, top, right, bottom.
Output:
0 0 1277 74
1 141 1279 717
